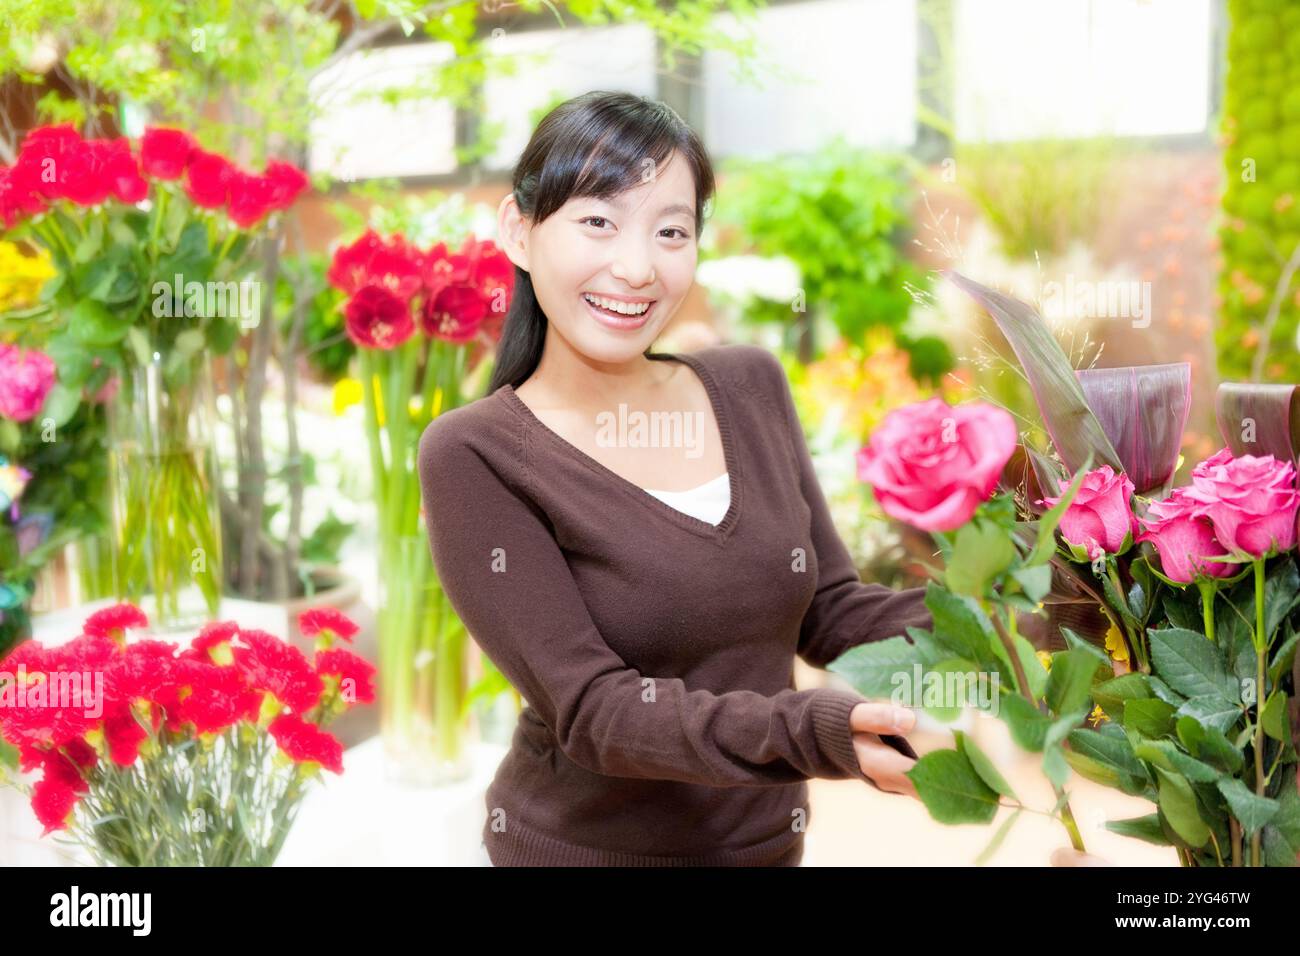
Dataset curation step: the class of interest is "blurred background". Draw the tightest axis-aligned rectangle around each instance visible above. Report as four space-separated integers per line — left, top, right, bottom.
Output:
0 0 1293 865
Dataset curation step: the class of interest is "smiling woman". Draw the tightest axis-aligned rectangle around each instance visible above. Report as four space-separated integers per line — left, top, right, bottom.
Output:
419 91 932 867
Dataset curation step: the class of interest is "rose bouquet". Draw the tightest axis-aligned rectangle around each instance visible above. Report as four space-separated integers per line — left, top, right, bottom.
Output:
835 272 1300 867
327 228 509 783
0 125 310 629
0 602 372 866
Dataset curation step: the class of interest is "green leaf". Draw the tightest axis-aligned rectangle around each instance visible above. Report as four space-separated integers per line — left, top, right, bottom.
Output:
1148 627 1238 702
1131 738 1220 783
72 216 104 264
907 748 1001 825
828 635 930 700
1026 457 1092 565
946 521 1017 597
1175 696 1243 736
1105 814 1173 846
1092 672 1153 722
68 299 128 347
1001 693 1052 752
1263 692 1290 743
1124 698 1177 739
1066 724 1150 795
1155 767 1210 848
1175 716 1244 774
1046 648 1107 716
39 383 80 428
922 583 1002 673
1216 778 1279 837
1011 563 1052 602
955 730 1018 801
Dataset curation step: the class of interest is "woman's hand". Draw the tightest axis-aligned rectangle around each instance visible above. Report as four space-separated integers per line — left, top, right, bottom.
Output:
849 702 919 798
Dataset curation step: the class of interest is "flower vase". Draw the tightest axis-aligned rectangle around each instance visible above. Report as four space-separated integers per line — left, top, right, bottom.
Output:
378 534 472 786
106 354 222 632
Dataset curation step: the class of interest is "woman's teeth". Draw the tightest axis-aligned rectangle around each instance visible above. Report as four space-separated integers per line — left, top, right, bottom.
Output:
583 293 652 316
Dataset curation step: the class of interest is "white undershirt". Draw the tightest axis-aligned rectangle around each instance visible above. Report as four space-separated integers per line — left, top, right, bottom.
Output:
640 472 731 526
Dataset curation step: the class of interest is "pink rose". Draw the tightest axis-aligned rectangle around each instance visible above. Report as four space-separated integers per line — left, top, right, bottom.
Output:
1038 465 1137 558
1192 447 1234 478
1136 488 1233 583
1184 452 1299 558
0 344 57 422
856 398 1019 532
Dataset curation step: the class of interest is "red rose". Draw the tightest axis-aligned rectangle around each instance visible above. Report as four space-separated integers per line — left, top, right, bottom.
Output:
184 148 236 209
140 127 195 180
344 284 415 349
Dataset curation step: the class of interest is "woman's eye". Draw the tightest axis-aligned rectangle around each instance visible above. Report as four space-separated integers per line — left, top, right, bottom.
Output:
581 216 610 229
661 227 690 240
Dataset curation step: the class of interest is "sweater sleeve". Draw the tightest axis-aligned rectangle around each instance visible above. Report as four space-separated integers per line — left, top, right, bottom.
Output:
417 414 873 787
759 346 933 672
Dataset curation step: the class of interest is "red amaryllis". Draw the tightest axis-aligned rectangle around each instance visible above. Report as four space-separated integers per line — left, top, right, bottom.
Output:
328 229 424 302
263 160 309 210
184 148 236 209
344 284 415 349
227 169 277 228
139 127 195 179
315 648 376 704
420 237 513 342
299 607 359 642
268 713 344 773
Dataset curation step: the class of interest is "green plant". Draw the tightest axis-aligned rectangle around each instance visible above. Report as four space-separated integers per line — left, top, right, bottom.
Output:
709 138 949 374
1216 0 1300 382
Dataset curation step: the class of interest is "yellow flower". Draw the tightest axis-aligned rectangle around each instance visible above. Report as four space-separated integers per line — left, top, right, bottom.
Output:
1104 622 1129 663
1088 703 1108 726
0 241 56 311
1036 649 1053 672
333 377 363 416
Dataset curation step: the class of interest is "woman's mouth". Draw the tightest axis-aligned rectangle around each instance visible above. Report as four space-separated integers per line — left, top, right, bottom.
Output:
582 292 656 331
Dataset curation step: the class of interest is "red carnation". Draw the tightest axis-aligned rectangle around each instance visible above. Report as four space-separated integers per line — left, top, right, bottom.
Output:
96 138 147 204
268 713 344 773
0 165 47 227
164 658 261 735
140 127 195 180
232 629 323 713
344 284 415 350
263 160 309 210
13 125 83 201
184 149 236 209
298 607 359 642
83 602 148 643
315 648 376 704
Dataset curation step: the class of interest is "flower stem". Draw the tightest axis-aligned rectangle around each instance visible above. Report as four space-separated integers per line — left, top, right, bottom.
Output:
1197 578 1217 643
1251 557 1267 866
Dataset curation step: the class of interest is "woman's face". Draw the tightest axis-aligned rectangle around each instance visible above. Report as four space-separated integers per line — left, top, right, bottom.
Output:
499 149 699 365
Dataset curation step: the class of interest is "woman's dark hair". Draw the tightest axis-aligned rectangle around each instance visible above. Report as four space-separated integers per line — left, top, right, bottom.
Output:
485 90 716 395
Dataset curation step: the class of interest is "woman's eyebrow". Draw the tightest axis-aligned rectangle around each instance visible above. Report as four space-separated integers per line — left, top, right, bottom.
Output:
603 195 695 218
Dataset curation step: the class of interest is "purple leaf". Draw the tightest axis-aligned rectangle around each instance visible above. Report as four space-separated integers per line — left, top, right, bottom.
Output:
1215 383 1300 465
1077 364 1191 495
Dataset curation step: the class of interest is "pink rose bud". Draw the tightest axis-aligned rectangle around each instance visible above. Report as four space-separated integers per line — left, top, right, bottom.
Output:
1038 464 1137 557
1183 452 1299 559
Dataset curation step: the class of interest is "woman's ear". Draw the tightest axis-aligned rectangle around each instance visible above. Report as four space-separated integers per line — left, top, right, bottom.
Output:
497 193 530 272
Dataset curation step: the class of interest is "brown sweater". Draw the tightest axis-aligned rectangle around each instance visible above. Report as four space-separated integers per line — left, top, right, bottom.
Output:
417 343 932 866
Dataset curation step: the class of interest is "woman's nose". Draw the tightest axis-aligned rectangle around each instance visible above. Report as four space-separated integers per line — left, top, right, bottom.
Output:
609 241 656 288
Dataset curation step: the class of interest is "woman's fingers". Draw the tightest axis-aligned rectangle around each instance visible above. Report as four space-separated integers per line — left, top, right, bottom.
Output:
852 731 919 798
849 700 915 736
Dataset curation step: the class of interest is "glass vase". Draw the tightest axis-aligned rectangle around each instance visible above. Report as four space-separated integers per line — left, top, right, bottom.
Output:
107 354 222 632
378 534 472 786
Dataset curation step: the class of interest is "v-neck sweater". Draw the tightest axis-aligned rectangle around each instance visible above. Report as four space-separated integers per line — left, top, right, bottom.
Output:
416 343 932 866
641 471 730 526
